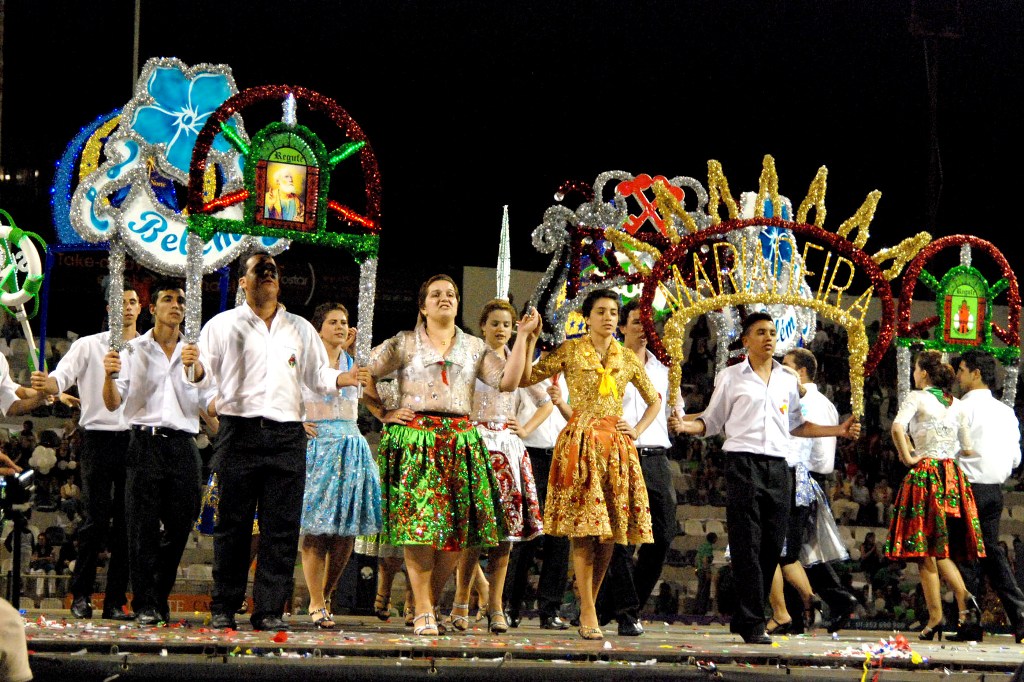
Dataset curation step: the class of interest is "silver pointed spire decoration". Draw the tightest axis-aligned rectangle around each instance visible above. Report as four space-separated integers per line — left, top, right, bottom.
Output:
496 204 511 301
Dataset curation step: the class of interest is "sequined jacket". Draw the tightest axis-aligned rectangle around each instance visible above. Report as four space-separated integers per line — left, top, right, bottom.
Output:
526 337 658 419
368 325 504 415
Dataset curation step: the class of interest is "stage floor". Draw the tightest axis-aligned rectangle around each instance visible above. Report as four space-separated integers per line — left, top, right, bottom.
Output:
21 609 1024 681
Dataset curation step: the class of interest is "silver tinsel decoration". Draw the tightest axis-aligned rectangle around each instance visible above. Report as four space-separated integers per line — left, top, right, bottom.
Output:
896 345 911 406
184 232 205 344
107 240 126 350
960 243 972 268
1003 362 1019 406
283 92 297 127
355 258 378 365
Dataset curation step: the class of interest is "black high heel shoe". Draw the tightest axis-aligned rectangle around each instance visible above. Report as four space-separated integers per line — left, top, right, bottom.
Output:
766 617 793 635
949 595 984 641
824 591 859 634
919 619 945 641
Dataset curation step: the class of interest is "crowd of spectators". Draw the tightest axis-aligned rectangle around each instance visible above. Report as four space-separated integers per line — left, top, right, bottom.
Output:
1 412 90 602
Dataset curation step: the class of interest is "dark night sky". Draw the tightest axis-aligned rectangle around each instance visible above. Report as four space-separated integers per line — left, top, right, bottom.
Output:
1 0 1022 336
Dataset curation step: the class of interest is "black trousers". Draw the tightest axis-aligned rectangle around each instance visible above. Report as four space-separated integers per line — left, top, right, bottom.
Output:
70 429 130 608
210 416 306 624
125 429 202 614
725 452 791 635
957 482 1024 629
505 447 570 618
596 450 679 620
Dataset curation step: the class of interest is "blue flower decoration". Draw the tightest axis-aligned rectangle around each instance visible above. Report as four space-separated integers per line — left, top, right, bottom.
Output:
130 66 236 175
758 199 794 277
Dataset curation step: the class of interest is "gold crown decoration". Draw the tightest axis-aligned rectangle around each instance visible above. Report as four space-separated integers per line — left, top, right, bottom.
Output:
628 154 931 418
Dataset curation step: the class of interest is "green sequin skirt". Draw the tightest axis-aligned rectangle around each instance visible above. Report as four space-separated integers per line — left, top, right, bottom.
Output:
378 413 504 550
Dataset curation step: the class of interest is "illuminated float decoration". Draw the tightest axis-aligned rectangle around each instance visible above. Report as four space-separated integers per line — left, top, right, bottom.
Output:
528 172 713 343
0 210 47 371
183 85 382 363
528 155 931 418
895 235 1021 406
56 58 289 355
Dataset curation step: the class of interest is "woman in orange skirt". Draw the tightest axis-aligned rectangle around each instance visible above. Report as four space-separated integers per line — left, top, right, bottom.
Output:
885 349 985 640
513 288 660 639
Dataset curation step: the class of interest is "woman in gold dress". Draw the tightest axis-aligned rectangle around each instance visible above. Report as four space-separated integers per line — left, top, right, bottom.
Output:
512 288 660 639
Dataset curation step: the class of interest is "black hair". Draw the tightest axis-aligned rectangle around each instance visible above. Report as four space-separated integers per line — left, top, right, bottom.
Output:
740 311 774 338
237 250 274 278
150 278 185 301
581 288 620 318
619 299 640 328
954 350 997 388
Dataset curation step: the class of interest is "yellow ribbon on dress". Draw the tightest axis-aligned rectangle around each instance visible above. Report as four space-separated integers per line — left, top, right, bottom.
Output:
595 365 619 400
589 338 619 400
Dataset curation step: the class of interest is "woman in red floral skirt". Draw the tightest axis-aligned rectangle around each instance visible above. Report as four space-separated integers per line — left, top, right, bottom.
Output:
885 349 984 640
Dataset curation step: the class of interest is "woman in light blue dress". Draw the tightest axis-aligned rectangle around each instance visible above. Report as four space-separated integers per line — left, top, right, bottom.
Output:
299 302 382 629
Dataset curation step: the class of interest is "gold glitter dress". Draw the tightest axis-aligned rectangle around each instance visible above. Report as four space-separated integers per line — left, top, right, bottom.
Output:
527 337 656 544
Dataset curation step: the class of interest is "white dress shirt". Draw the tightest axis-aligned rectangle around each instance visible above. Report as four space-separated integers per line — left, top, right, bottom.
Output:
116 330 217 433
956 388 1022 484
622 348 680 449
49 331 128 431
518 375 568 449
0 354 21 416
197 304 342 423
699 358 805 458
797 383 838 474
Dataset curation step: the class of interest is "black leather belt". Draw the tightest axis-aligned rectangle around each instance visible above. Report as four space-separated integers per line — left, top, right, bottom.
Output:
131 425 193 438
528 447 556 457
637 446 669 457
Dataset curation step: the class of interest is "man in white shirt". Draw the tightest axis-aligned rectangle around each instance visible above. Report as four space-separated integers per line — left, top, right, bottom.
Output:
505 353 571 630
782 348 858 633
30 288 141 621
186 251 362 631
102 279 217 625
676 313 860 644
595 300 682 636
951 350 1024 643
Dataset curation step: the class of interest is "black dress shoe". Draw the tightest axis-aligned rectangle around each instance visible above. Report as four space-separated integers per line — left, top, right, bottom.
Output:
824 591 858 633
617 614 644 636
506 609 521 628
209 613 238 630
540 615 569 630
101 607 136 621
252 615 289 631
70 597 93 619
741 630 773 644
1014 624 1024 644
136 608 164 626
